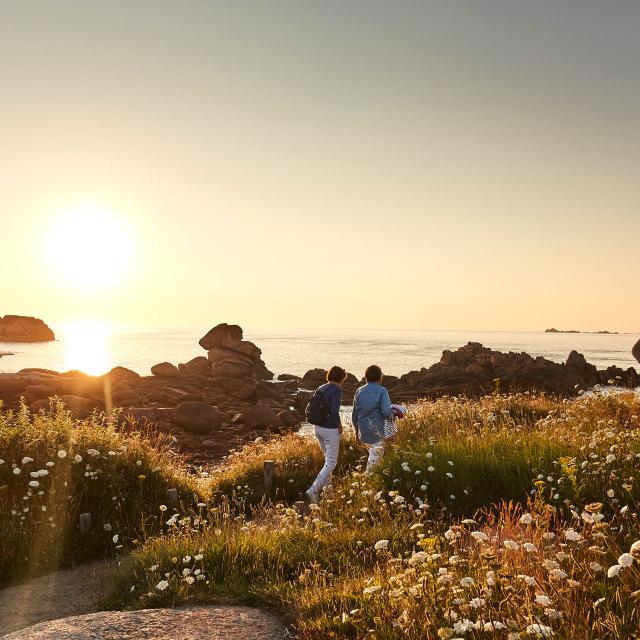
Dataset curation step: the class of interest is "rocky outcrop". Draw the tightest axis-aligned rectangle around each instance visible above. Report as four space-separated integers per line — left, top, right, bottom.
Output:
0 323 303 464
0 316 55 342
151 362 180 377
202 324 274 380
387 342 640 401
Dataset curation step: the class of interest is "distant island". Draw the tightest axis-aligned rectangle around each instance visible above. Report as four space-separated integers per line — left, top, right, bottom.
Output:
0 315 55 342
545 328 619 334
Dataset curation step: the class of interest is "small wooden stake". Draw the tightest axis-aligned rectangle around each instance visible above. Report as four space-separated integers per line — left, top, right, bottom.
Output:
79 512 92 534
263 460 274 492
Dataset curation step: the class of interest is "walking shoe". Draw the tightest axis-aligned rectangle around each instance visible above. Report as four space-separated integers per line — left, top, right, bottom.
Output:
305 488 319 504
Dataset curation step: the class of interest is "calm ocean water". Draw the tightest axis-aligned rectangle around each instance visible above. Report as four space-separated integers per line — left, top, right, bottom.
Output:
1 326 638 378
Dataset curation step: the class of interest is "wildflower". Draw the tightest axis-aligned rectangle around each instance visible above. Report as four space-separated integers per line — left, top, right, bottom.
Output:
112 534 119 543
618 553 634 568
459 577 475 587
503 540 519 550
87 449 99 456
549 569 567 580
520 513 534 525
523 543 537 553
21 457 33 464
156 580 169 591
469 597 485 608
589 562 603 572
363 585 381 595
13 468 21 475
461 518 476 525
57 450 67 458
159 505 167 512
630 540 640 555
526 624 554 637
564 529 581 542
183 556 192 564
535 594 552 606
74 455 82 463
471 531 488 542
607 564 621 578
374 539 389 550
184 576 195 584
428 466 435 472
28 480 39 488
518 575 537 587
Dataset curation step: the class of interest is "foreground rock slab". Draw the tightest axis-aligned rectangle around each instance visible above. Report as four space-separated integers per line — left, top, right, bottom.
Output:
3 606 287 640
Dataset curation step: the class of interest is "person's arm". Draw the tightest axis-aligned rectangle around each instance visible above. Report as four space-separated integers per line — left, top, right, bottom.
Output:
352 390 360 442
332 387 342 433
633 339 640 365
380 387 393 419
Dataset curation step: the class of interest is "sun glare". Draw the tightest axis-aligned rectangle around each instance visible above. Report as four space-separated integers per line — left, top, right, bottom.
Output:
47 206 133 288
61 320 111 375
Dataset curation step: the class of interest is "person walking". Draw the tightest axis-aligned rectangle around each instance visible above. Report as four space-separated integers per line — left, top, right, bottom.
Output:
352 364 394 472
305 365 347 504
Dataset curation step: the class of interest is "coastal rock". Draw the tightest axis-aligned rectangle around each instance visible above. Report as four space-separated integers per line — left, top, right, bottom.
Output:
178 356 210 377
0 374 26 392
198 323 243 350
277 373 302 382
174 401 222 435
391 342 640 400
110 389 142 407
30 394 99 418
103 366 140 381
0 315 55 343
232 406 283 429
151 362 180 377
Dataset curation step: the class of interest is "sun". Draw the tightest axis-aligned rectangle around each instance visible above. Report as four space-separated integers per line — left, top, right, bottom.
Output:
47 205 133 288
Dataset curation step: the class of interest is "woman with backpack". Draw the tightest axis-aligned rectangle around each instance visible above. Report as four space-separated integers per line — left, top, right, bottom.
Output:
305 365 347 504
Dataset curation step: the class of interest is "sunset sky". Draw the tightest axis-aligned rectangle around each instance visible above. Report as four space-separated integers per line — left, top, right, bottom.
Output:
2 1 638 332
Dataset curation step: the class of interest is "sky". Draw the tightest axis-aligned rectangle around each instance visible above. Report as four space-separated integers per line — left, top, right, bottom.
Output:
1 1 638 332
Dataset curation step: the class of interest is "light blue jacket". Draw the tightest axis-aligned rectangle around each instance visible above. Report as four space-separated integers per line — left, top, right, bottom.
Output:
351 382 393 444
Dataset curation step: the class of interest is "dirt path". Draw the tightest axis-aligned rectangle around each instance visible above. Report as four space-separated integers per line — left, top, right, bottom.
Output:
0 562 287 639
3 606 287 639
0 559 127 635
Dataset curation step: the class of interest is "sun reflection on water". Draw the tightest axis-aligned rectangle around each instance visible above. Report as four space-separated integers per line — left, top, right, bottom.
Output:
61 321 111 375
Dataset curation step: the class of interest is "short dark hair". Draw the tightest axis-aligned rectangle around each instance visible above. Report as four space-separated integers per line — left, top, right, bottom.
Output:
365 364 383 382
327 365 347 383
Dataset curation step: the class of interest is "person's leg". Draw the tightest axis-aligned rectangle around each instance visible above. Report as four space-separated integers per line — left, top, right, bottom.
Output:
365 440 385 472
308 427 340 497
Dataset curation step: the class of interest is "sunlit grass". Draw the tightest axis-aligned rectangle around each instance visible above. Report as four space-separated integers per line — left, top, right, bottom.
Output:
0 399 202 585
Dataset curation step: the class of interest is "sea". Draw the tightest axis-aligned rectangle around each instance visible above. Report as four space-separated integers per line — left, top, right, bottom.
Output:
1 325 638 378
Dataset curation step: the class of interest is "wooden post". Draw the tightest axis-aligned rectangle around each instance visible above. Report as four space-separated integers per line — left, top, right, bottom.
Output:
79 512 92 534
294 500 306 515
167 487 178 505
263 460 274 492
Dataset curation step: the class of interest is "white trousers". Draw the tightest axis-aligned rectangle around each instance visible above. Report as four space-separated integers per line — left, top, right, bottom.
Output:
309 426 340 494
365 440 385 472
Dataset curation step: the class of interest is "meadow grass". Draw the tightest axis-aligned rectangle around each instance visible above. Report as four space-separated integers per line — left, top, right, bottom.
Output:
103 391 639 639
0 399 203 586
2 392 639 638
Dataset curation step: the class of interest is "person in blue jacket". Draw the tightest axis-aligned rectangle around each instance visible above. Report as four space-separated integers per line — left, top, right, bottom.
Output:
305 365 347 504
352 364 394 472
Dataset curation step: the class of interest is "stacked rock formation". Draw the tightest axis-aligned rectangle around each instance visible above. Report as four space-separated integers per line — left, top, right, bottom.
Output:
0 316 55 342
0 323 301 464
